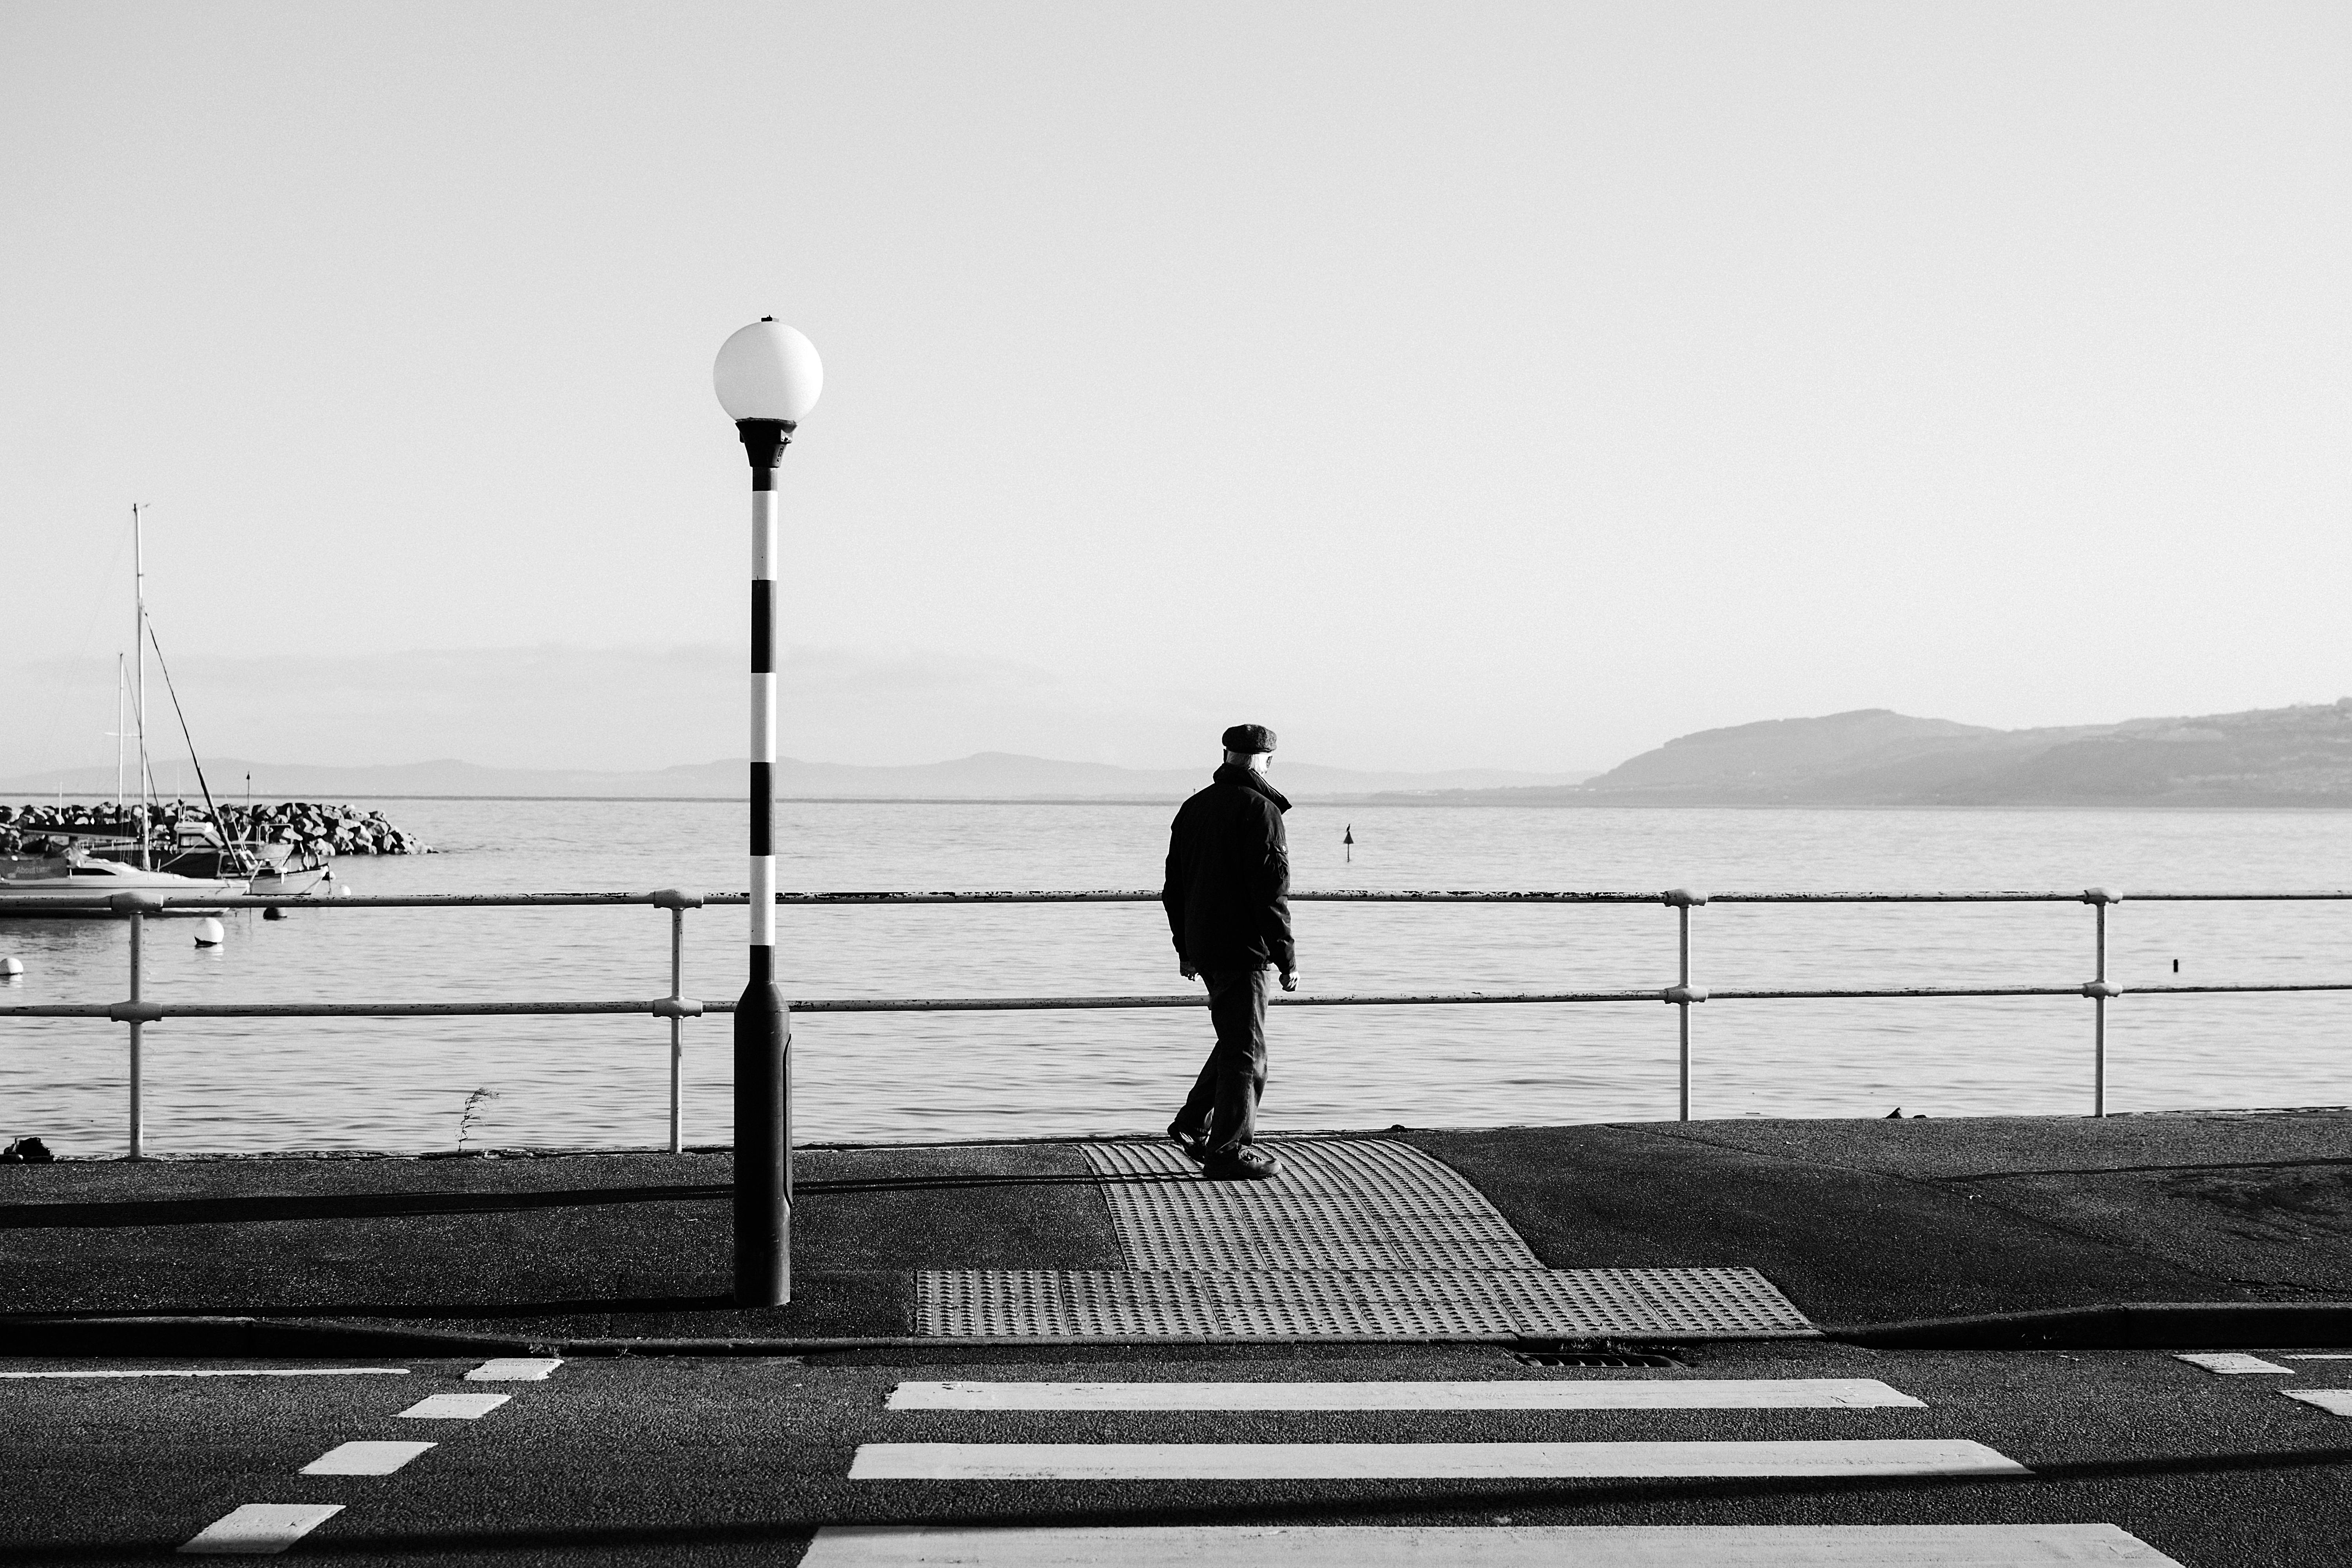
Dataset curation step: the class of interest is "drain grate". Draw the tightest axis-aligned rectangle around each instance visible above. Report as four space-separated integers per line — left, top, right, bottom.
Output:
917 1266 1814 1340
1512 1351 1687 1368
1083 1139 1541 1271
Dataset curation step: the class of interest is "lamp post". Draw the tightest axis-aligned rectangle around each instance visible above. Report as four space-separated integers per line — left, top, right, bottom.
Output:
712 317 823 1307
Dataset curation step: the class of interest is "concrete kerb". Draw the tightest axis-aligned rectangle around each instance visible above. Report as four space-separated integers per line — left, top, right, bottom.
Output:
11 1301 2352 1359
1831 1301 2352 1351
0 1316 550 1359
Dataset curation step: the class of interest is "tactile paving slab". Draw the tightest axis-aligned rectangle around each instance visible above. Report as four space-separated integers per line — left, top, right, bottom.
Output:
1083 1139 1540 1270
916 1138 1817 1341
918 1265 1815 1340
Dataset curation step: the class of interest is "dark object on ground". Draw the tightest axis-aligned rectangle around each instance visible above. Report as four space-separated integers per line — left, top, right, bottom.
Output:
1 1137 53 1164
1202 1145 1283 1181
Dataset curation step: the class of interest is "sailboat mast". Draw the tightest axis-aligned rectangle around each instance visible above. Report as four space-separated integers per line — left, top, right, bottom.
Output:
115 654 126 811
133 503 150 870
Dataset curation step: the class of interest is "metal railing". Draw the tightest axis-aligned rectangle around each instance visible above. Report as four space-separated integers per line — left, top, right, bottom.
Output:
6 884 2352 1157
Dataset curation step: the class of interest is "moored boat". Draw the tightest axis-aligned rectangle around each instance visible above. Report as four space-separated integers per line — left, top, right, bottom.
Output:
0 851 233 916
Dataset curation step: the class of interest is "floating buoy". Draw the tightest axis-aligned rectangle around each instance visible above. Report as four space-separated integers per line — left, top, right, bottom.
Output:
195 918 225 948
0 956 22 977
263 906 286 922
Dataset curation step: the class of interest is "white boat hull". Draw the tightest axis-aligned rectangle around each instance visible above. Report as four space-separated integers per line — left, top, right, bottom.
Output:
0 857 234 916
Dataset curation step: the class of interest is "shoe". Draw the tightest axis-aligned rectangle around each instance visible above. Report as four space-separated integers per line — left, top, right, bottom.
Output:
1200 1145 1283 1181
1167 1121 1208 1163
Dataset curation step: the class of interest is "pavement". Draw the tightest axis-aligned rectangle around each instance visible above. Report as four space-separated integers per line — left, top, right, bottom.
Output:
3 1109 2348 1348
7 1111 2352 1564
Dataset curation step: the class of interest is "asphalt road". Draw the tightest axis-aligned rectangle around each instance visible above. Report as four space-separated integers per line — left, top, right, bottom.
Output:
5 1339 2350 1566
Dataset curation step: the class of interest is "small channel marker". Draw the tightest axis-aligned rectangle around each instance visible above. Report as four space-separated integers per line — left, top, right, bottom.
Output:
714 316 823 1308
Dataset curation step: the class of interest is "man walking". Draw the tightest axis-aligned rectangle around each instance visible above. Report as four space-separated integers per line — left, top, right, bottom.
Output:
1162 723 1298 1180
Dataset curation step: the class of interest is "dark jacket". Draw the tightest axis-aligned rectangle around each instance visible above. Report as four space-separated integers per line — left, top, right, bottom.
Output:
1162 764 1294 974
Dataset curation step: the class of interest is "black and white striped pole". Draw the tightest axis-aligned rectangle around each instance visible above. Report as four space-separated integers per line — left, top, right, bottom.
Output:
713 317 823 1307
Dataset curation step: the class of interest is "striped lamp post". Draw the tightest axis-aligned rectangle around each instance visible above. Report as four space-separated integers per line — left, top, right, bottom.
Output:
713 317 823 1307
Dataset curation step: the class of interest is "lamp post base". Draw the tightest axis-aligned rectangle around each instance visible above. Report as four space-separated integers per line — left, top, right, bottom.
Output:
732 965 791 1306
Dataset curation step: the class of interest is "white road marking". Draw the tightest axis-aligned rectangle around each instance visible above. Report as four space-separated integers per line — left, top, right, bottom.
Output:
848 1439 2027 1481
2175 1352 2293 1374
888 1378 1923 1411
399 1392 511 1419
300 1440 436 1475
2 1367 407 1380
2283 1389 2352 1417
2283 1354 2352 1359
800 1523 2180 1565
466 1357 562 1381
178 1503 345 1555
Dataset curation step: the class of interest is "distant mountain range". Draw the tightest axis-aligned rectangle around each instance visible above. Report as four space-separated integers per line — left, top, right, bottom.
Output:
18 699 2352 808
1394 701 2352 808
0 753 1593 804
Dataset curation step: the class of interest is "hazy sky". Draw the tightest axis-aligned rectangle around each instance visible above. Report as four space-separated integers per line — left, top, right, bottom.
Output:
5 2 2347 776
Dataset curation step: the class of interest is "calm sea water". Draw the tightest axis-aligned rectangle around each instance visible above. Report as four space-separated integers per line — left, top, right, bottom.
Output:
4 798 2351 1156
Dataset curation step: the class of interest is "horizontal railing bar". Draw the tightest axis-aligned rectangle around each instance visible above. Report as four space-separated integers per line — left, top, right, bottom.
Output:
13 981 2352 1023
0 1001 662 1018
783 990 1662 1013
2105 982 2352 995
18 887 2352 914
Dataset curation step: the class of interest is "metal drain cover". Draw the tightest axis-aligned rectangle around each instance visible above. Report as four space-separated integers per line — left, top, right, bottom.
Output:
917 1266 1814 1340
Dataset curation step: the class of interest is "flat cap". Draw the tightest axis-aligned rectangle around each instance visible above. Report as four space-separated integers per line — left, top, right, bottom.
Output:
1221 723 1278 755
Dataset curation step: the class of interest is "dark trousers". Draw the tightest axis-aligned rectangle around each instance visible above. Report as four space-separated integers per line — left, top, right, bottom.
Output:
1174 965 1269 1155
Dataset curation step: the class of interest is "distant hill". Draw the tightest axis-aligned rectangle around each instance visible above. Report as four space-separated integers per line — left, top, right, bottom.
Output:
1387 702 2352 808
0 752 1594 804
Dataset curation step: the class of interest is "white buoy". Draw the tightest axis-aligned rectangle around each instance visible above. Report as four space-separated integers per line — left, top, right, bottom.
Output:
195 918 225 948
0 956 22 977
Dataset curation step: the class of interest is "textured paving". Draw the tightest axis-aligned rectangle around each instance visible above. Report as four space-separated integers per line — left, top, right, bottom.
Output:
917 1139 1816 1341
1084 1139 1540 1270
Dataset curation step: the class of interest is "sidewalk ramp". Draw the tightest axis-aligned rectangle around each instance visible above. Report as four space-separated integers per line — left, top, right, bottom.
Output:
919 1140 1813 1341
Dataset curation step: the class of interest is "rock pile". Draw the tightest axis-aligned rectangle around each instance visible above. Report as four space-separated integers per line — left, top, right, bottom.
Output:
0 801 433 857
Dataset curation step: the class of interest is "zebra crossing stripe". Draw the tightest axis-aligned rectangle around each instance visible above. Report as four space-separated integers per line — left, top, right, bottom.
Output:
2 1367 406 1380
2283 1389 2352 1417
887 1378 1922 1410
466 1357 562 1381
399 1393 512 1419
177 1504 345 1556
800 1523 2179 1565
2175 1353 2292 1374
299 1440 435 1475
848 1439 2026 1481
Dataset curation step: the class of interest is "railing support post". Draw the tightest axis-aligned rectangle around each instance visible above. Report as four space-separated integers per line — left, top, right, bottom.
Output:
2084 889 2120 1118
1664 890 1708 1122
128 910 144 1159
669 906 686 1152
652 889 706 1157
109 891 165 1160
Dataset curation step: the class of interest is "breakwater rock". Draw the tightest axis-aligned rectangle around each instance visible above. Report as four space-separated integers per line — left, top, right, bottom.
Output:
0 801 434 857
